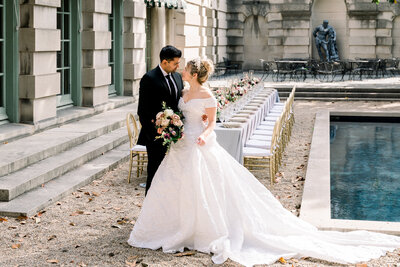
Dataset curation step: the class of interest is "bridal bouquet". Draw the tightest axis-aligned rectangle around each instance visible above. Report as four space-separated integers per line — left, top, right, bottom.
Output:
154 102 184 151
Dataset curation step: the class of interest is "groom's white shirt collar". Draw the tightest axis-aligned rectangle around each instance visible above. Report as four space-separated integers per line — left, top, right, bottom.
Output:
159 64 169 76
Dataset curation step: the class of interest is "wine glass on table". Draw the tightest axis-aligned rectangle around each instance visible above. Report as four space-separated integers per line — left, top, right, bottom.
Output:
249 69 254 79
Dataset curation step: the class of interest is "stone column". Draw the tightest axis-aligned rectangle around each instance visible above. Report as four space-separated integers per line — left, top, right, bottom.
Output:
266 11 283 61
347 18 377 59
171 0 228 69
376 10 394 58
205 7 216 62
393 15 400 58
216 2 228 64
174 0 201 67
19 1 61 124
166 9 176 46
123 0 146 98
199 5 207 58
347 1 378 59
281 10 310 59
151 8 166 68
347 1 398 59
81 0 112 107
226 0 244 67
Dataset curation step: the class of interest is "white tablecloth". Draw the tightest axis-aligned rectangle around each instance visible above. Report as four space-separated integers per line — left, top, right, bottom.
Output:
214 88 279 163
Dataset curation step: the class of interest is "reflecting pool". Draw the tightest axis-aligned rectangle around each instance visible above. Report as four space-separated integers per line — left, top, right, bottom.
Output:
330 117 400 222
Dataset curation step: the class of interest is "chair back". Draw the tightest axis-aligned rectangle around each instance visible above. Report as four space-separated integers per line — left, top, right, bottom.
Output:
289 85 296 106
126 113 140 149
289 85 296 99
269 114 282 153
223 57 230 65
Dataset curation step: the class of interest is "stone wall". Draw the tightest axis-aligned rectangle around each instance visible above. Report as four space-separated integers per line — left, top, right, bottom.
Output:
6 0 230 124
10 0 400 125
81 0 112 107
226 0 244 65
174 0 228 68
123 0 146 98
393 15 400 57
15 0 148 124
227 0 400 70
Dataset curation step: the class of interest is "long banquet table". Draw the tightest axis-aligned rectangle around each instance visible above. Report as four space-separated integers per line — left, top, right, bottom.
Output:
214 85 279 163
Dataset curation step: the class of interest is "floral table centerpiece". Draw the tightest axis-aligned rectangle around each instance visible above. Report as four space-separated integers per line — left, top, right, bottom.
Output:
213 76 261 121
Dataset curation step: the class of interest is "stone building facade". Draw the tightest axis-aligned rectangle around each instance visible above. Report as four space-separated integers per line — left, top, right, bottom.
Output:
227 0 400 69
1 0 398 126
145 0 228 71
0 0 227 126
1 0 145 125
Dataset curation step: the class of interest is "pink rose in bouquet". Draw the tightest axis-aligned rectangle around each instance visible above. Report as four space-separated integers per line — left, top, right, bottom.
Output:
155 101 184 151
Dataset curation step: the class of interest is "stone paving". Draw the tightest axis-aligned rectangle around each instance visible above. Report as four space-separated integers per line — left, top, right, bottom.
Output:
1 100 400 266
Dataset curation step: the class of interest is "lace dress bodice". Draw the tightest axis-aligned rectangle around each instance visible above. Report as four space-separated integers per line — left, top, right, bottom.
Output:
177 96 217 144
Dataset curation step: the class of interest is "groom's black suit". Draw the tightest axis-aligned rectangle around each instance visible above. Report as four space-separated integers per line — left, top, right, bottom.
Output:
137 65 183 194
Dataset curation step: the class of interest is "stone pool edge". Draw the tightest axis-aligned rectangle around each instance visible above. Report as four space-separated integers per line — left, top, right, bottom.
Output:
300 110 400 235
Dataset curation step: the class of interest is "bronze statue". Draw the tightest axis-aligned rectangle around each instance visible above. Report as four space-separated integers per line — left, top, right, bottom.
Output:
313 20 339 61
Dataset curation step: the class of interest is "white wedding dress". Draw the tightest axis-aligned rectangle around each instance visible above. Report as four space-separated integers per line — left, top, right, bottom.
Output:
128 96 400 266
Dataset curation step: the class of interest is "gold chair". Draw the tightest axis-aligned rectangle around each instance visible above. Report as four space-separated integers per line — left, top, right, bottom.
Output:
273 111 285 169
287 86 296 140
126 113 148 183
243 115 282 186
243 85 296 186
277 86 295 148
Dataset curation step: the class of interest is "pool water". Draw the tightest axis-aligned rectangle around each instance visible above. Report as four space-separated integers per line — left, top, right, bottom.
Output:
330 120 400 222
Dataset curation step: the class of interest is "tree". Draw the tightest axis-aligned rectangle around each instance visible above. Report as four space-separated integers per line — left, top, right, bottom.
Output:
372 0 397 3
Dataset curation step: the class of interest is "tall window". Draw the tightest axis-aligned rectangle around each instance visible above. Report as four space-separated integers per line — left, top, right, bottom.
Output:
0 0 19 123
0 0 6 121
56 0 73 107
145 8 152 72
109 0 122 96
108 2 116 95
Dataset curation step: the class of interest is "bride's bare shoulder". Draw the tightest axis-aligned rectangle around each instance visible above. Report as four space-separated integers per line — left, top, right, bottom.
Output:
200 87 214 98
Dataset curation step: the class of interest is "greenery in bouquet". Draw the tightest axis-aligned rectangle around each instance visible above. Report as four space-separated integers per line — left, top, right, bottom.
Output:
154 102 184 151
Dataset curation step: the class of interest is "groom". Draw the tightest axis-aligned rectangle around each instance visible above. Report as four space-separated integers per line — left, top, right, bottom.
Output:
137 45 184 195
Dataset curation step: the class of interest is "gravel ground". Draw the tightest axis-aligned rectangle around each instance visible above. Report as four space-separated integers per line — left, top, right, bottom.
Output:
1 100 400 267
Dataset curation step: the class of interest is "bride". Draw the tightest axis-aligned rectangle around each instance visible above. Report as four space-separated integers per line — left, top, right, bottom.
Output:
128 59 400 266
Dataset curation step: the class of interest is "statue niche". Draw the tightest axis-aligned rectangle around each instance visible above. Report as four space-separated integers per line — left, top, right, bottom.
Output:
242 1 270 69
312 20 339 61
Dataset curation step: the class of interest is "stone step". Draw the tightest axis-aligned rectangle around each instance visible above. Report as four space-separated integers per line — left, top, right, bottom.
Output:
0 103 136 177
0 96 134 145
0 143 130 217
0 127 128 202
278 91 400 98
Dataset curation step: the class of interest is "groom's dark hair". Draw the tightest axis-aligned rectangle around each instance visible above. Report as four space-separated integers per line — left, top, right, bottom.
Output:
160 45 182 62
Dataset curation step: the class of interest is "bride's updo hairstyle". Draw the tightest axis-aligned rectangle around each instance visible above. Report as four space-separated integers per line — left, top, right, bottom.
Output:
187 58 214 85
